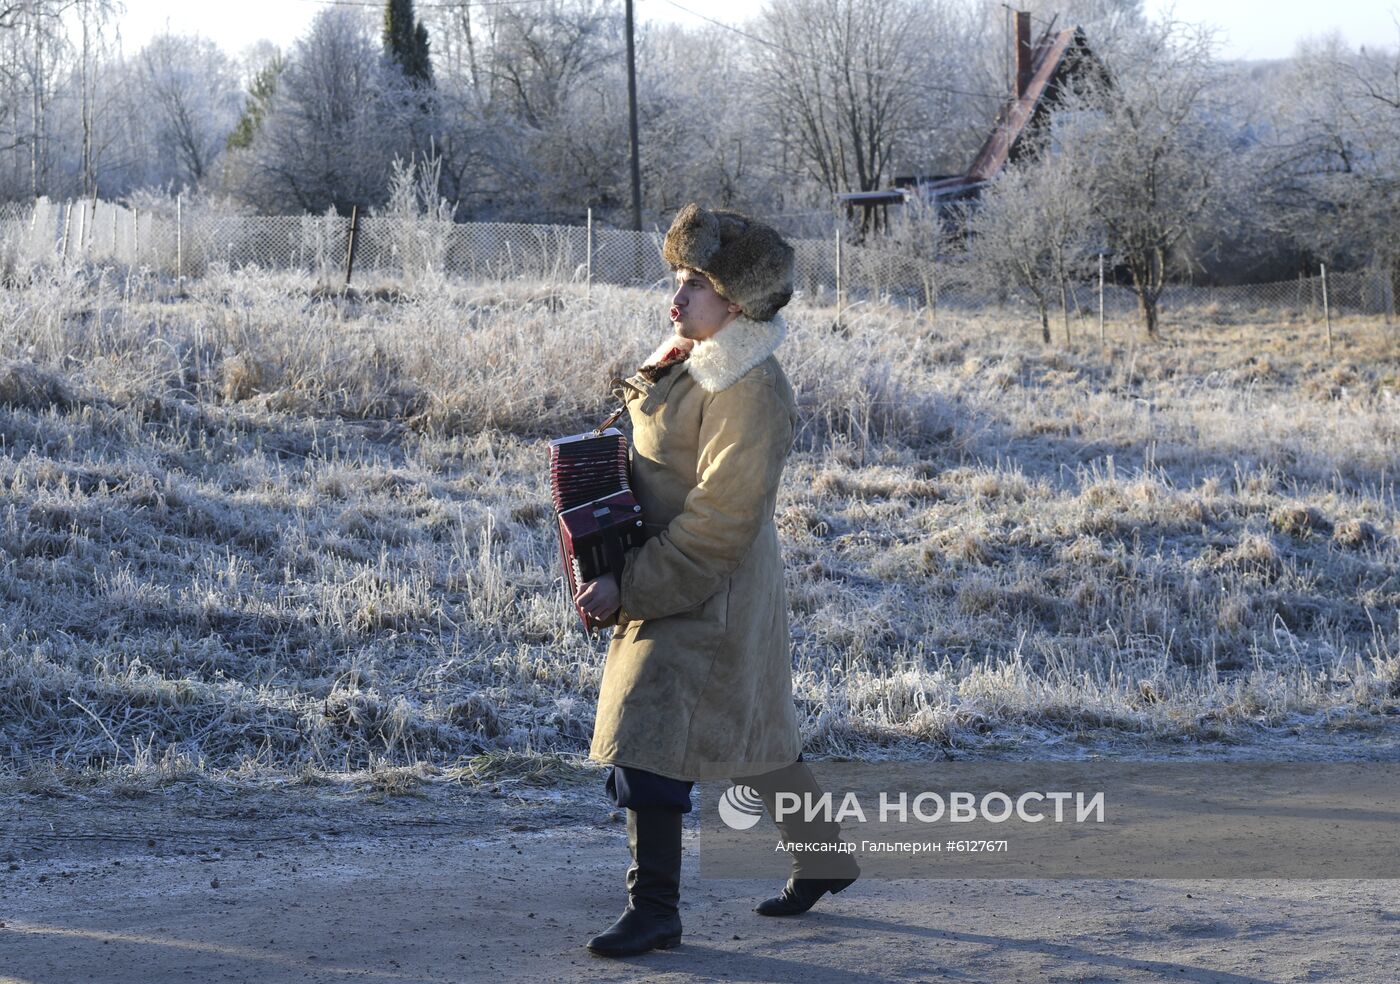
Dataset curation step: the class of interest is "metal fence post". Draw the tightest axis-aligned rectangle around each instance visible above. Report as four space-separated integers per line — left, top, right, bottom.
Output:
176 194 183 289
835 228 843 328
1098 253 1105 345
88 187 98 250
1321 263 1333 357
59 201 71 264
344 205 360 288
1388 265 1397 325
586 207 593 297
74 200 86 262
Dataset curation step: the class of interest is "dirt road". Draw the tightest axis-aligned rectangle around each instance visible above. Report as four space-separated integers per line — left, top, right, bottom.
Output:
3 779 1397 984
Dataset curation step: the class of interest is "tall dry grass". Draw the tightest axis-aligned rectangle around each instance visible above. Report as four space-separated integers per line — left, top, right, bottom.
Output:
1 265 1397 787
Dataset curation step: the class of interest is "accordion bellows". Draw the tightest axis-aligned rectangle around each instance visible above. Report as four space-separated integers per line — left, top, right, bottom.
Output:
548 427 645 633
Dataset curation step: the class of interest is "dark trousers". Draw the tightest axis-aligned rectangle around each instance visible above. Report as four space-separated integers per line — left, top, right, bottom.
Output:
604 753 807 814
604 753 854 880
602 755 812 811
605 764 698 813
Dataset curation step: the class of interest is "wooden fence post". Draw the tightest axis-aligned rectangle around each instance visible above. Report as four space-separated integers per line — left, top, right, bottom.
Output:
344 205 360 288
586 207 593 297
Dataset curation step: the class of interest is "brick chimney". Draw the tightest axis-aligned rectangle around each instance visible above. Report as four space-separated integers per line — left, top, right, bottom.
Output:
1015 10 1034 98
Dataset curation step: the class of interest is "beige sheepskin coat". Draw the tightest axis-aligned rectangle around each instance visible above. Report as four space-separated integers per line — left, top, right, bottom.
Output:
588 312 803 781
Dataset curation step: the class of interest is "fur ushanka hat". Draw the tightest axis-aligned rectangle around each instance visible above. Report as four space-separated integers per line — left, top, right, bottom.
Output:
661 203 795 322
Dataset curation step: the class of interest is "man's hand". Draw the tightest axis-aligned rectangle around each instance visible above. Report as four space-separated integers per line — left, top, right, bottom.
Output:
575 573 621 623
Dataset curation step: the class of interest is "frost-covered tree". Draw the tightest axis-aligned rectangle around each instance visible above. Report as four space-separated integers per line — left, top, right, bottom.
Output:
1267 31 1400 299
636 23 769 215
755 0 948 210
137 34 243 186
229 8 401 213
1056 19 1230 336
964 155 1097 343
419 0 625 220
0 1 73 197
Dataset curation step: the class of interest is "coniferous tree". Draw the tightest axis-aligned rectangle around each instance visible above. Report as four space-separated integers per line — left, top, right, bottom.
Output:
383 0 433 87
227 55 285 151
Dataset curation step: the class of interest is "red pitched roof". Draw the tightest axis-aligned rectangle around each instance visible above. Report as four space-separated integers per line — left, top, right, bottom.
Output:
968 27 1082 182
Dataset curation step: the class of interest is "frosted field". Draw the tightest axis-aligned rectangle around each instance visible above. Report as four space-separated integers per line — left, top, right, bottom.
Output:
1 266 1398 790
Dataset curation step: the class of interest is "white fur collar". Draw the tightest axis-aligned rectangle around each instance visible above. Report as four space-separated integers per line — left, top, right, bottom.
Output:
684 311 787 393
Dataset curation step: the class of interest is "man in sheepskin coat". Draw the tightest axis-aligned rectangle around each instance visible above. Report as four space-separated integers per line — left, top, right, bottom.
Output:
574 203 859 958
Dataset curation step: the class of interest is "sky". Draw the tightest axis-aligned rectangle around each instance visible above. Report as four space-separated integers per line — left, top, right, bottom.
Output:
113 0 1398 63
1139 0 1398 61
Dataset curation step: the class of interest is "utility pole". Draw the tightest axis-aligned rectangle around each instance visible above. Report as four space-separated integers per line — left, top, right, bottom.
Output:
31 8 43 199
625 0 642 233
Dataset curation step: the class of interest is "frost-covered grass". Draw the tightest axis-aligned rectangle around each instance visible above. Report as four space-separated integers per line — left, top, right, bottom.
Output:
1 265 1398 787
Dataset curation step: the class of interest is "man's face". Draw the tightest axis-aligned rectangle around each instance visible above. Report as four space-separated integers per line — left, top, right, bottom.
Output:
669 268 743 342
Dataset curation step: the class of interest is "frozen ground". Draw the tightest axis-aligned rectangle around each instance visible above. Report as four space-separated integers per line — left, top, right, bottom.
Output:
3 273 1399 982
2 273 1398 787
5 735 1399 984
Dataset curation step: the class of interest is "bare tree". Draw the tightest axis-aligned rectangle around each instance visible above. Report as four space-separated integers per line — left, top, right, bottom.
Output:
138 33 242 186
964 155 1097 343
230 8 400 213
1057 18 1229 336
637 22 775 215
0 0 128 199
9 1 73 197
1268 30 1400 306
417 0 625 220
74 0 118 195
880 193 955 312
754 0 948 219
479 0 619 129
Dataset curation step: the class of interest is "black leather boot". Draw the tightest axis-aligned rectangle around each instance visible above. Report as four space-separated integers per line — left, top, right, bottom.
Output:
743 760 860 917
754 874 858 916
585 808 683 957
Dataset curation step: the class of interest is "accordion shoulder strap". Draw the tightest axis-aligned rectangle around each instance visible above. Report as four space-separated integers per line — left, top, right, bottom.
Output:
595 349 687 436
594 404 626 436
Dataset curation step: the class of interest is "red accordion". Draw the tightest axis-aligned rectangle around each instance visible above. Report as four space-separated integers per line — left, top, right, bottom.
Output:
548 427 646 633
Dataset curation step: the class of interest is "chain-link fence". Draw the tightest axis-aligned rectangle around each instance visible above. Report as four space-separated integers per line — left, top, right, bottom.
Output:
2 197 1394 322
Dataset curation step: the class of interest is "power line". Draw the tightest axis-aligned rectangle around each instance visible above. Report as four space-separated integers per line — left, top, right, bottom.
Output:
652 0 1007 101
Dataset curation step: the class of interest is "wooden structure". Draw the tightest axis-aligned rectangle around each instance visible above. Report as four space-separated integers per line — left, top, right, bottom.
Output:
838 12 1105 222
